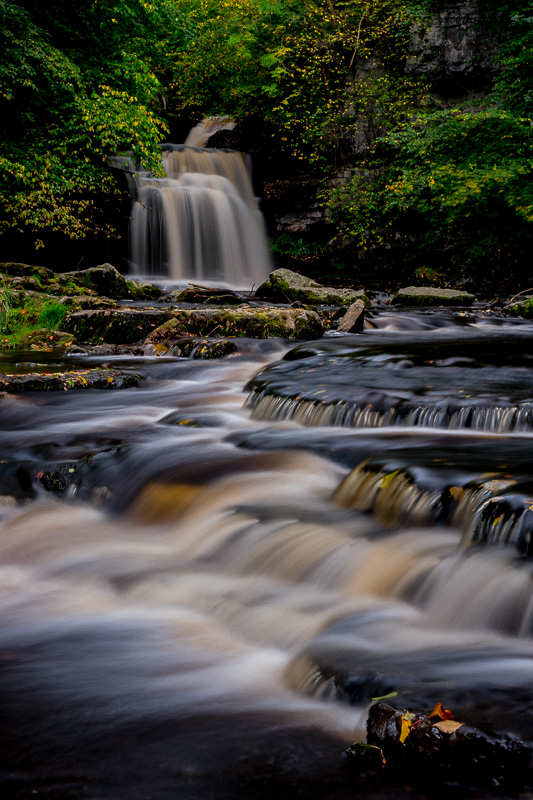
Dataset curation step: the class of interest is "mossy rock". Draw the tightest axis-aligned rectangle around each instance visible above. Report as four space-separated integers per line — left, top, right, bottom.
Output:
1 261 161 301
504 295 533 318
144 306 324 342
63 308 174 344
61 263 161 300
393 286 476 306
256 268 368 306
0 368 141 392
0 329 76 351
0 262 56 282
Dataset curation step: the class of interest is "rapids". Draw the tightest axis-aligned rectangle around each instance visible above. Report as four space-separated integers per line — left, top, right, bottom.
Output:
2 307 533 798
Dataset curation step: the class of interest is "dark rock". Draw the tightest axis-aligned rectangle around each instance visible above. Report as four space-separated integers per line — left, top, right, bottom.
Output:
406 1 494 80
344 742 385 773
0 368 142 393
336 299 365 333
393 286 476 306
145 337 237 359
367 703 531 790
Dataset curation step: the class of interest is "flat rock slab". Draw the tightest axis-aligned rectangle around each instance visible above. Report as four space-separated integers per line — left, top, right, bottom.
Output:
256 268 367 306
64 309 174 344
393 286 476 306
0 368 141 393
144 306 324 341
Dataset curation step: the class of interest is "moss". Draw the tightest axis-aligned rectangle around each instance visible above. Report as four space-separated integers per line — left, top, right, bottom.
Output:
504 296 533 318
393 286 476 306
256 268 368 306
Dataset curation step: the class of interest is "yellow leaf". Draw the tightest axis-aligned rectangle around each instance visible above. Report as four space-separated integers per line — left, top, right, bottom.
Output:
449 486 463 500
399 716 412 743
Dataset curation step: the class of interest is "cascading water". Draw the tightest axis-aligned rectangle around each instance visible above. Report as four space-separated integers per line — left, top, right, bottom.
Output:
3 307 533 797
127 119 272 288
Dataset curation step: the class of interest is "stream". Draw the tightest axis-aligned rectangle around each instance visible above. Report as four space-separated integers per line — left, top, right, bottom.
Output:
2 305 533 799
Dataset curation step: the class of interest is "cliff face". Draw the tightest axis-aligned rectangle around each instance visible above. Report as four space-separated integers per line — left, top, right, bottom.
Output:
406 1 493 83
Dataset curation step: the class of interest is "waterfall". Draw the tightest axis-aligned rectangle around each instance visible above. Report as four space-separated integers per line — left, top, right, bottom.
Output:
127 120 272 289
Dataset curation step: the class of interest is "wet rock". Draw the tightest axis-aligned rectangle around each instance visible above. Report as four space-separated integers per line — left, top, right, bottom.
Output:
161 287 247 305
367 703 531 790
0 368 142 392
256 268 367 306
63 308 173 344
393 286 476 306
336 300 365 333
344 742 385 773
145 337 238 359
144 307 323 341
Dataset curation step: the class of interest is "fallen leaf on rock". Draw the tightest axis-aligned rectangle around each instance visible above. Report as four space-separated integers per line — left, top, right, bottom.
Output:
399 712 416 743
429 701 454 721
433 719 463 734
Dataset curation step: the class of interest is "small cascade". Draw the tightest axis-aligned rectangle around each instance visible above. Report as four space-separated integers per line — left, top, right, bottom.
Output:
128 119 271 288
333 462 444 528
246 390 533 433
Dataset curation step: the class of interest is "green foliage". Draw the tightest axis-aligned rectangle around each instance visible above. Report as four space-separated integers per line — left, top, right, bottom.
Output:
0 278 69 346
270 234 325 258
169 0 425 163
0 0 175 245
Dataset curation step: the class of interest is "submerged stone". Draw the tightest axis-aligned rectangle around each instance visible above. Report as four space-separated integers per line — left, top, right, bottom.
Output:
393 286 476 306
256 268 367 306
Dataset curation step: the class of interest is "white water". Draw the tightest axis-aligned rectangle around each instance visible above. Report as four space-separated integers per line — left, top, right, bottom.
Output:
129 124 271 288
2 316 533 796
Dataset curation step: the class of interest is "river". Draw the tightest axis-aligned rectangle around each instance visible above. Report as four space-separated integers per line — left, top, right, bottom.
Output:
1 304 533 799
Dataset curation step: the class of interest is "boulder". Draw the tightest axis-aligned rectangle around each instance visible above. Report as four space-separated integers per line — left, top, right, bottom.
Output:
256 268 367 306
393 286 475 306
61 263 161 300
0 261 161 301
